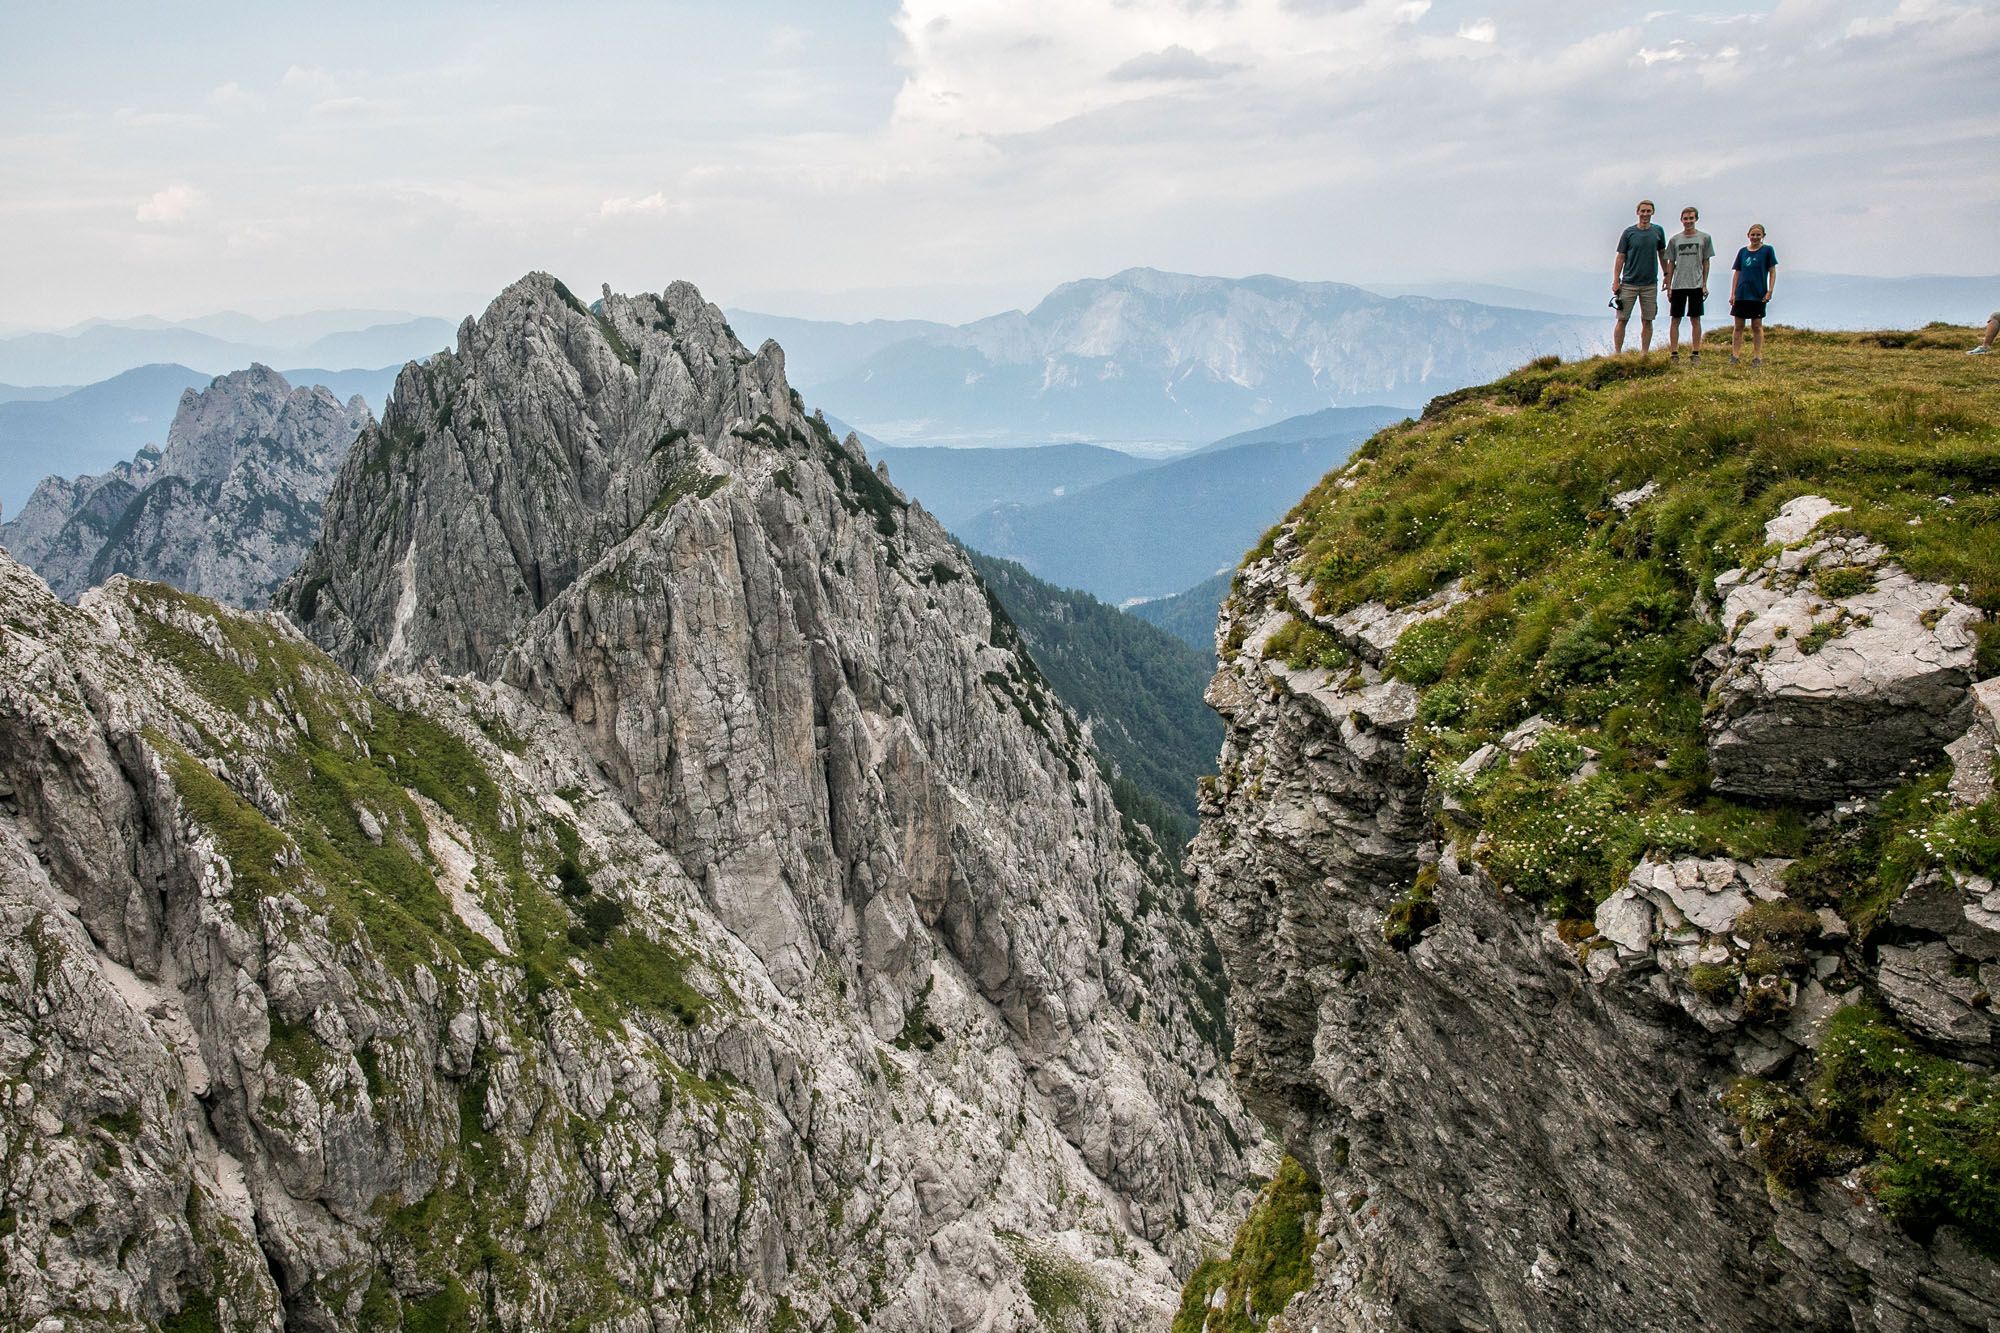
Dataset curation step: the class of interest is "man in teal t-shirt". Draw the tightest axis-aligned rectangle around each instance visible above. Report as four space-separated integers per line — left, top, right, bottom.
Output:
1613 200 1668 354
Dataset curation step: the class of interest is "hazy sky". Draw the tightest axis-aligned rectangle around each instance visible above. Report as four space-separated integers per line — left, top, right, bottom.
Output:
2 0 1994 326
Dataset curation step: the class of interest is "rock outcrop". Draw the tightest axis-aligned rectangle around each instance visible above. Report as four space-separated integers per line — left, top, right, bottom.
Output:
1706 496 1981 802
0 275 1252 1330
1192 327 2000 1333
0 365 370 606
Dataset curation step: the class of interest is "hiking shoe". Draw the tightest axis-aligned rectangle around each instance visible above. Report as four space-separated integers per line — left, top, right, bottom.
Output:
1973 346 1991 355
1730 354 1740 365
1690 351 1701 364
1752 357 1763 367
1670 351 1680 362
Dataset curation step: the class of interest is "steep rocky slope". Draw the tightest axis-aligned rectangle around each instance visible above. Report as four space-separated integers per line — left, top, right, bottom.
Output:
0 364 371 606
0 272 1253 1330
1189 331 2000 1330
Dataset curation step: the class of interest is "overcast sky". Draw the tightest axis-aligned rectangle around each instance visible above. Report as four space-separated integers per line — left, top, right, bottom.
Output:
2 0 1994 326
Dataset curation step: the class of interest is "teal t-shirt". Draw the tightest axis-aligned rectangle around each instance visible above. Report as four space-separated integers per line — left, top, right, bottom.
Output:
1733 245 1777 301
1618 223 1667 285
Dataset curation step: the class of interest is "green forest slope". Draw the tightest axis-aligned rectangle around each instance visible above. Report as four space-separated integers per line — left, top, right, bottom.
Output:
969 551 1220 847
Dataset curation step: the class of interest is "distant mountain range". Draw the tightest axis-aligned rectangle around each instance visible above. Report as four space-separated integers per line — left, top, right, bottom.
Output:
874 443 1154 528
0 312 456 384
793 268 1598 446
0 363 400 517
724 310 953 388
940 404 1403 604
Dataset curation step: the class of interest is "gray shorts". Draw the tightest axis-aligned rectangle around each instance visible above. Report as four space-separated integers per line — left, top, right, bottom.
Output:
1617 284 1658 320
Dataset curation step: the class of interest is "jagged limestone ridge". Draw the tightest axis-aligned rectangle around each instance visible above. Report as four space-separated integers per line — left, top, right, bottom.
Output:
100 270 1270 1327
0 545 1257 1330
0 364 371 606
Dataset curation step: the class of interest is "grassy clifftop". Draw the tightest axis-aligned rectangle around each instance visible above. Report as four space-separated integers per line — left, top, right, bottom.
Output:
1254 326 1999 924
1201 324 2000 1276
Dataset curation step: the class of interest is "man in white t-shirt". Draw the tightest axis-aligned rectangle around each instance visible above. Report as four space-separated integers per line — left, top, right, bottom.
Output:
1663 205 1715 364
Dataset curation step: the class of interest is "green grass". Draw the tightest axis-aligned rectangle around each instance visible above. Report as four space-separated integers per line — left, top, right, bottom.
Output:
1172 1156 1321 1333
1727 1003 2000 1254
1244 327 2000 1258
1254 328 2000 920
997 1232 1104 1330
129 583 718 1030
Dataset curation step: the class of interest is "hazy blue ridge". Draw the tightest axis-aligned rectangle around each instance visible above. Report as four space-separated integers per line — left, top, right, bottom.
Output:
877 442 1153 527
1191 404 1410 455
0 383 79 404
1129 571 1233 655
955 421 1389 603
966 550 1218 846
723 308 952 388
0 316 456 384
0 363 399 517
0 364 209 517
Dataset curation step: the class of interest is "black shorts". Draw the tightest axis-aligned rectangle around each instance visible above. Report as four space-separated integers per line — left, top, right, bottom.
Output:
1732 298 1767 320
1669 289 1705 319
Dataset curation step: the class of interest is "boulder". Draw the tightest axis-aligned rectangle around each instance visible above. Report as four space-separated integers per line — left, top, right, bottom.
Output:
1705 497 1982 801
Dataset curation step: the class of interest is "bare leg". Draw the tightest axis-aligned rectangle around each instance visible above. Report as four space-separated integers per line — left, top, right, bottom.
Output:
1668 318 1682 355
1691 317 1703 353
1640 318 1654 353
1614 314 1628 354
1984 315 1999 350
1732 317 1745 361
1752 319 1764 362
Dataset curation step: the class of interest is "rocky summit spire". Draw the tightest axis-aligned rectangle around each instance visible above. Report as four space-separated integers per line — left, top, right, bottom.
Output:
239 271 1259 1325
282 273 793 677
0 363 370 606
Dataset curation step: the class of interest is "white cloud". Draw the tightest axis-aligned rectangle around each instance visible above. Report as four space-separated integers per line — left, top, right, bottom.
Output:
282 65 336 92
114 107 211 130
135 184 207 224
599 192 683 218
1458 19 1499 43
1110 45 1242 82
1637 43 1689 64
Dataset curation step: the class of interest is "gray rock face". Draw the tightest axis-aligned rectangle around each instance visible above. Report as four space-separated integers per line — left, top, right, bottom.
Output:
1190 522 2000 1332
1705 495 1982 801
0 445 162 587
0 542 1246 1327
0 364 370 606
0 272 1271 1329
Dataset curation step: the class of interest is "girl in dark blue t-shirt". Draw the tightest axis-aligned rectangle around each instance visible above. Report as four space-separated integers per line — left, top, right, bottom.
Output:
1730 225 1778 366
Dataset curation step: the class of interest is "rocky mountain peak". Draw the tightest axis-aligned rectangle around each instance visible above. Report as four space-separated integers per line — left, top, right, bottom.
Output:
0 365 370 607
282 273 802 678
261 272 1258 1325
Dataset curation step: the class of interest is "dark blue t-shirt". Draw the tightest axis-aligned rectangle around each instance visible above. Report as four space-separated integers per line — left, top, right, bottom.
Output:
1733 245 1777 301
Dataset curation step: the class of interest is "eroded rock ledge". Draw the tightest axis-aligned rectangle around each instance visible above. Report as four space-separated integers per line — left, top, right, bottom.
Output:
1193 497 2000 1331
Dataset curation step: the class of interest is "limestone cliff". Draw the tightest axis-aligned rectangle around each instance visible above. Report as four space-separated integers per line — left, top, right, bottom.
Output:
1190 334 2000 1331
0 274 1251 1330
0 364 370 607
